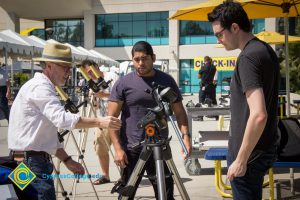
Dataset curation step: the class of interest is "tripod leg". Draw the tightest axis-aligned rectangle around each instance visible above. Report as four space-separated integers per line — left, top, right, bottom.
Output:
120 147 152 200
165 159 190 200
50 158 69 200
69 131 99 200
153 146 167 200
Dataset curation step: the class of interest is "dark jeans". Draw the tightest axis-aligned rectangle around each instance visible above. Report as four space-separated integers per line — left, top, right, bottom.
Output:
22 156 55 200
199 83 217 104
119 148 175 200
0 86 9 121
227 150 277 200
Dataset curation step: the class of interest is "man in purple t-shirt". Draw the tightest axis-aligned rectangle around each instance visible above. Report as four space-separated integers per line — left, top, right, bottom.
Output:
108 41 191 199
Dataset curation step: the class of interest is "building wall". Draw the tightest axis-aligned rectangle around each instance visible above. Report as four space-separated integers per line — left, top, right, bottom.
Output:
19 19 44 33
1 1 277 86
84 0 275 84
0 7 20 32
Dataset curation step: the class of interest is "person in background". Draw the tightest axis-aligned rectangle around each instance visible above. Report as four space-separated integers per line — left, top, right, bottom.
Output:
80 59 119 185
0 63 11 122
196 56 217 121
108 41 191 200
208 2 279 199
198 56 217 105
8 43 121 200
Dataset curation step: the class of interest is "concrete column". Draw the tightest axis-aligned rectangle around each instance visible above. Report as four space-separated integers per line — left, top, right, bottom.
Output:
0 8 20 32
84 10 95 49
168 11 179 84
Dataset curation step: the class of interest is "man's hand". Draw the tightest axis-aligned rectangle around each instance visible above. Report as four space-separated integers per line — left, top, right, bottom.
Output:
227 160 247 181
181 136 192 160
114 148 128 169
99 116 122 130
65 159 85 175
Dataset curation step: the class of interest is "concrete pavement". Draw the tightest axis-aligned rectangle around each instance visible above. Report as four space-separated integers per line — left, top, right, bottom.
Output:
1 94 300 199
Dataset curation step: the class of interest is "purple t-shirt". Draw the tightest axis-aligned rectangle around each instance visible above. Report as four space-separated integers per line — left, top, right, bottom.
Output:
109 69 182 150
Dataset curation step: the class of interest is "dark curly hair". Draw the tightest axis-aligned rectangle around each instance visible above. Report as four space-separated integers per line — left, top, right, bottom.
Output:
131 41 154 57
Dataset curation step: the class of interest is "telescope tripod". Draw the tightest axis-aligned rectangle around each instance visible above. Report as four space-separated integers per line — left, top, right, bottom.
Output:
116 136 189 200
55 90 99 200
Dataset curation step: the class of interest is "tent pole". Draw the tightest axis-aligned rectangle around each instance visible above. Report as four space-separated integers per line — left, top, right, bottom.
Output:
284 15 290 117
4 45 8 73
31 50 34 78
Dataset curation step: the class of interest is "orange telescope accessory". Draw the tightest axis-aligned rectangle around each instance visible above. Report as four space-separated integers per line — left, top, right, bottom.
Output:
145 125 155 136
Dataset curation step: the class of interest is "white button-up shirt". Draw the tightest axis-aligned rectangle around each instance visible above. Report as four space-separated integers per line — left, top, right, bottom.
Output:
8 72 80 155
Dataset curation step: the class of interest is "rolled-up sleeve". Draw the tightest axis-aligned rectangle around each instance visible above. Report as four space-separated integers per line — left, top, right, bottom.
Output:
30 84 80 130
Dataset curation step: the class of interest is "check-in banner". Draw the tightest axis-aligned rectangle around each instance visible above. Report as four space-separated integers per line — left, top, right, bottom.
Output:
194 57 237 71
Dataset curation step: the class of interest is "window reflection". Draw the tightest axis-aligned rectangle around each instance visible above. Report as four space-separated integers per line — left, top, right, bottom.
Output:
45 19 84 47
95 11 169 47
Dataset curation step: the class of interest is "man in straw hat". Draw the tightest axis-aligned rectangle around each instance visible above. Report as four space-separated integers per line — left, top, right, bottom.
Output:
7 43 121 199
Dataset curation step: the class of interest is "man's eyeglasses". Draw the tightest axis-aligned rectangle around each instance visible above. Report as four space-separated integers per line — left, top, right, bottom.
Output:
214 28 226 39
55 63 72 72
133 55 151 63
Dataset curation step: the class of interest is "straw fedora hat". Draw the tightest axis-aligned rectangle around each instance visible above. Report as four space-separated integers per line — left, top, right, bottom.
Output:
34 42 72 64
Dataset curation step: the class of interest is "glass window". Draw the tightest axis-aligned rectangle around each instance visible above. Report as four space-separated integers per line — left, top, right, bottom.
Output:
133 13 146 21
147 21 161 37
132 21 146 37
252 19 265 34
45 19 84 46
161 12 169 20
29 29 45 40
104 21 118 38
147 12 160 20
161 21 168 37
106 14 118 22
95 11 169 47
180 20 215 44
119 13 132 22
119 21 132 38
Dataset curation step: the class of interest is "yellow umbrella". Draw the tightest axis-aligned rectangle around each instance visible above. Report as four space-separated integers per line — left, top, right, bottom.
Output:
216 31 300 47
255 31 300 44
169 0 300 20
170 0 300 116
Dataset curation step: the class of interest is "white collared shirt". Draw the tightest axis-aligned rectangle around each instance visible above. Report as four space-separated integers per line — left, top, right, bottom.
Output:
8 72 80 155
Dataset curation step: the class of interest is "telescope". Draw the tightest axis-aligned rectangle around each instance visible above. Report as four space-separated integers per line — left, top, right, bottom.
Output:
77 65 112 93
56 86 79 113
137 82 188 156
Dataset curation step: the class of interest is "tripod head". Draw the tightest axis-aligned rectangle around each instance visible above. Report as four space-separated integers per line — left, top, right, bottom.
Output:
137 82 189 156
137 82 177 132
78 65 112 93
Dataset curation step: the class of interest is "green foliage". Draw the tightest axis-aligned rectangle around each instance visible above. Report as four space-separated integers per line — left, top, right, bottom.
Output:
279 18 300 95
14 72 29 87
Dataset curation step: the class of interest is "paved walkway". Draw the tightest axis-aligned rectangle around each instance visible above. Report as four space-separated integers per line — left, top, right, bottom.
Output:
1 93 300 199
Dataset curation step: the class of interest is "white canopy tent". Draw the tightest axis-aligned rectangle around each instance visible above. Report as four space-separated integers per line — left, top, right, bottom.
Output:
89 49 120 67
63 43 89 62
0 29 35 84
77 46 103 65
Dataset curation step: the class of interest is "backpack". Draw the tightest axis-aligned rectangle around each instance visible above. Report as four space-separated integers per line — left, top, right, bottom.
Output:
277 117 300 161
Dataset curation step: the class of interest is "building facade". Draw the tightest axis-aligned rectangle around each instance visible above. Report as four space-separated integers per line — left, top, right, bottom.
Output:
0 0 279 94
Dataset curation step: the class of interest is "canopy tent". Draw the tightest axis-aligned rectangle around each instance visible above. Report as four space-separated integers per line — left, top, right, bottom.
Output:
89 49 120 67
170 0 300 116
64 43 90 62
0 29 32 57
76 46 103 64
0 29 35 84
21 35 44 55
